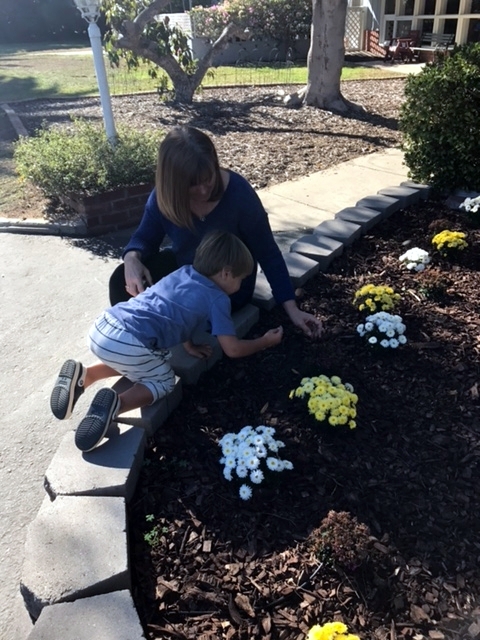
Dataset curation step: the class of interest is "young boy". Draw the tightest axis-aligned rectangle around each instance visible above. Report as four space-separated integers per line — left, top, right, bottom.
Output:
50 231 283 452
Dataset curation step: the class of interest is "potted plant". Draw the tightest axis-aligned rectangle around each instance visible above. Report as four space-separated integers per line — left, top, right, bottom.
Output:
14 119 163 236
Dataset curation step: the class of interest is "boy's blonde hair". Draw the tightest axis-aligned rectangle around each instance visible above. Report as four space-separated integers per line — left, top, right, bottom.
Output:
193 231 254 278
156 126 224 230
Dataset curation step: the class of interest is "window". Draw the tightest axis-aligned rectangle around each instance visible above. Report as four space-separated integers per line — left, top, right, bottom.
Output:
400 0 415 15
418 18 434 35
446 0 460 13
443 18 457 35
423 0 436 14
468 18 480 40
385 0 395 14
397 21 414 36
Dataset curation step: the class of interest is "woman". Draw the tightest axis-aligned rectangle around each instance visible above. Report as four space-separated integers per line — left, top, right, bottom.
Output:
109 126 322 338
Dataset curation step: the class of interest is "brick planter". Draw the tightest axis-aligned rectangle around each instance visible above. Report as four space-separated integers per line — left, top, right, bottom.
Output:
60 183 153 237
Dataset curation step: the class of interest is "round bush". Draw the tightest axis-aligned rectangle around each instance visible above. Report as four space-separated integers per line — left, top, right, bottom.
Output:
400 43 480 193
14 120 163 199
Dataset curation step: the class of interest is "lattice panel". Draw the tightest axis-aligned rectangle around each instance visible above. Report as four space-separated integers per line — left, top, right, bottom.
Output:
345 7 367 51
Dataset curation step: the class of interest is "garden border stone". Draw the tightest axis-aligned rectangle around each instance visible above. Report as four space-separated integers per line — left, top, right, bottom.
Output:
20 181 430 639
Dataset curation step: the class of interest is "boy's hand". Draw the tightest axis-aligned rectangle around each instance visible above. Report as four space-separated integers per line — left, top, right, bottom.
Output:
263 326 283 347
183 341 213 359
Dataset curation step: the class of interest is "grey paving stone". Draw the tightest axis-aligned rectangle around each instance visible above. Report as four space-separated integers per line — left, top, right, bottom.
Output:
232 303 260 338
355 194 401 218
169 331 222 384
290 234 343 271
400 181 432 199
283 251 320 287
21 495 128 620
113 375 183 430
335 205 384 231
27 590 145 640
252 271 276 310
377 185 421 208
313 218 362 246
44 425 145 502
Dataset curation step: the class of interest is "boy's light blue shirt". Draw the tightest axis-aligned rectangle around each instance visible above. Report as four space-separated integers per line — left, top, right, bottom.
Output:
107 265 236 350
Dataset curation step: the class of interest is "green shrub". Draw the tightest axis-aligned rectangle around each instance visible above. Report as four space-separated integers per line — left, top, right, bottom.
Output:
400 43 480 193
14 120 163 199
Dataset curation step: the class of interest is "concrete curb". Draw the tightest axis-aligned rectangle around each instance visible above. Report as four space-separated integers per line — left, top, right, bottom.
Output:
18 180 432 639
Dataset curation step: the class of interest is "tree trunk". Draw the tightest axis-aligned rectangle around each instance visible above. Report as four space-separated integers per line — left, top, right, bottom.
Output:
304 0 348 110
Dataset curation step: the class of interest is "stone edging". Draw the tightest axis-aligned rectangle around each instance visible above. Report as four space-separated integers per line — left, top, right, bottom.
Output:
19 181 432 639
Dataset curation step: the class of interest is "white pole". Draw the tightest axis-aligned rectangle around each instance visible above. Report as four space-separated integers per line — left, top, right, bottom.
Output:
87 21 117 143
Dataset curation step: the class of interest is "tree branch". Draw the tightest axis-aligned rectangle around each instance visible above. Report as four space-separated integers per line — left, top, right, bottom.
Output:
193 22 246 87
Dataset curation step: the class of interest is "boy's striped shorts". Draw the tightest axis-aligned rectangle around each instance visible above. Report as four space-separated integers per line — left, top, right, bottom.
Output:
88 311 175 403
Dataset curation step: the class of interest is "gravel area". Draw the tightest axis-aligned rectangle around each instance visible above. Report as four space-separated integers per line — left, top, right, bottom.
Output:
10 78 405 206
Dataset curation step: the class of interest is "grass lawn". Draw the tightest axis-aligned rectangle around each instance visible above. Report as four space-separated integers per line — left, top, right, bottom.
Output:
0 43 402 104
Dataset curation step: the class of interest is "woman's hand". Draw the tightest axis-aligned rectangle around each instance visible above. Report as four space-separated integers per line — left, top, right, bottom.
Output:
283 300 323 339
124 251 153 297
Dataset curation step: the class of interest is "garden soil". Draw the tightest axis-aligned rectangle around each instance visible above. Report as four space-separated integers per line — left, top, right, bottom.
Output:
130 200 480 640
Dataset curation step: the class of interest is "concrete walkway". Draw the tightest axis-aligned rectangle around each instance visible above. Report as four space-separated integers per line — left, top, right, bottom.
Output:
0 146 410 639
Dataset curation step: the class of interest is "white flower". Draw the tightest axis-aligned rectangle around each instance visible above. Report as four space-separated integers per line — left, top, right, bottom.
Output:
266 457 279 471
266 440 279 452
221 443 235 456
378 322 389 333
220 426 292 500
236 464 248 478
380 339 390 348
255 444 267 458
460 195 480 213
364 322 373 331
389 338 399 348
250 469 264 484
368 336 378 344
386 329 395 338
398 334 407 344
239 484 252 500
282 460 294 470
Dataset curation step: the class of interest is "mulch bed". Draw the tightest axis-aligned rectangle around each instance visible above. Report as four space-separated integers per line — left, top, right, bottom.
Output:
129 199 480 640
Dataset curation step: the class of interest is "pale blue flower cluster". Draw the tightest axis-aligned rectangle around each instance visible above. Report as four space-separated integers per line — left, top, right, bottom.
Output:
460 195 480 214
399 247 431 272
356 312 407 349
218 425 293 500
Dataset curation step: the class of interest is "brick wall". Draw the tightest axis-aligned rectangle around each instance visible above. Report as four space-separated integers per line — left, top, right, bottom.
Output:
60 183 153 237
365 30 385 57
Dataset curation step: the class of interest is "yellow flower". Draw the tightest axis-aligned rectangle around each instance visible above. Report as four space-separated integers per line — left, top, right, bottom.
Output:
349 420 357 429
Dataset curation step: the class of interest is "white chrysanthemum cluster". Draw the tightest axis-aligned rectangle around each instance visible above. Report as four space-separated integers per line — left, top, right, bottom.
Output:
357 312 407 349
399 247 431 272
459 195 480 214
218 425 293 500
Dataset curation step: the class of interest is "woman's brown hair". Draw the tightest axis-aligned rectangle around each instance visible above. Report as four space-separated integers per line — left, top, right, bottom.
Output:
155 126 224 230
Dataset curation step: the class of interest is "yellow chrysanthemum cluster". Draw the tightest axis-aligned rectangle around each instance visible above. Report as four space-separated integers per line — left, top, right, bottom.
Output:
289 375 358 429
353 284 401 313
307 621 360 640
431 230 468 255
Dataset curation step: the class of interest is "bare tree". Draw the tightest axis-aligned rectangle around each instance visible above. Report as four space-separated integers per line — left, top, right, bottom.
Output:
104 0 245 103
287 0 357 112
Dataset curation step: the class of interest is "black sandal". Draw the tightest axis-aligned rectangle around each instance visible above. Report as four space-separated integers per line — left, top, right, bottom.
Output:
75 388 120 452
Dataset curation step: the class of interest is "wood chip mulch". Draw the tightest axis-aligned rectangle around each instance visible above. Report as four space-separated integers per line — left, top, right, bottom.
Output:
129 200 480 640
